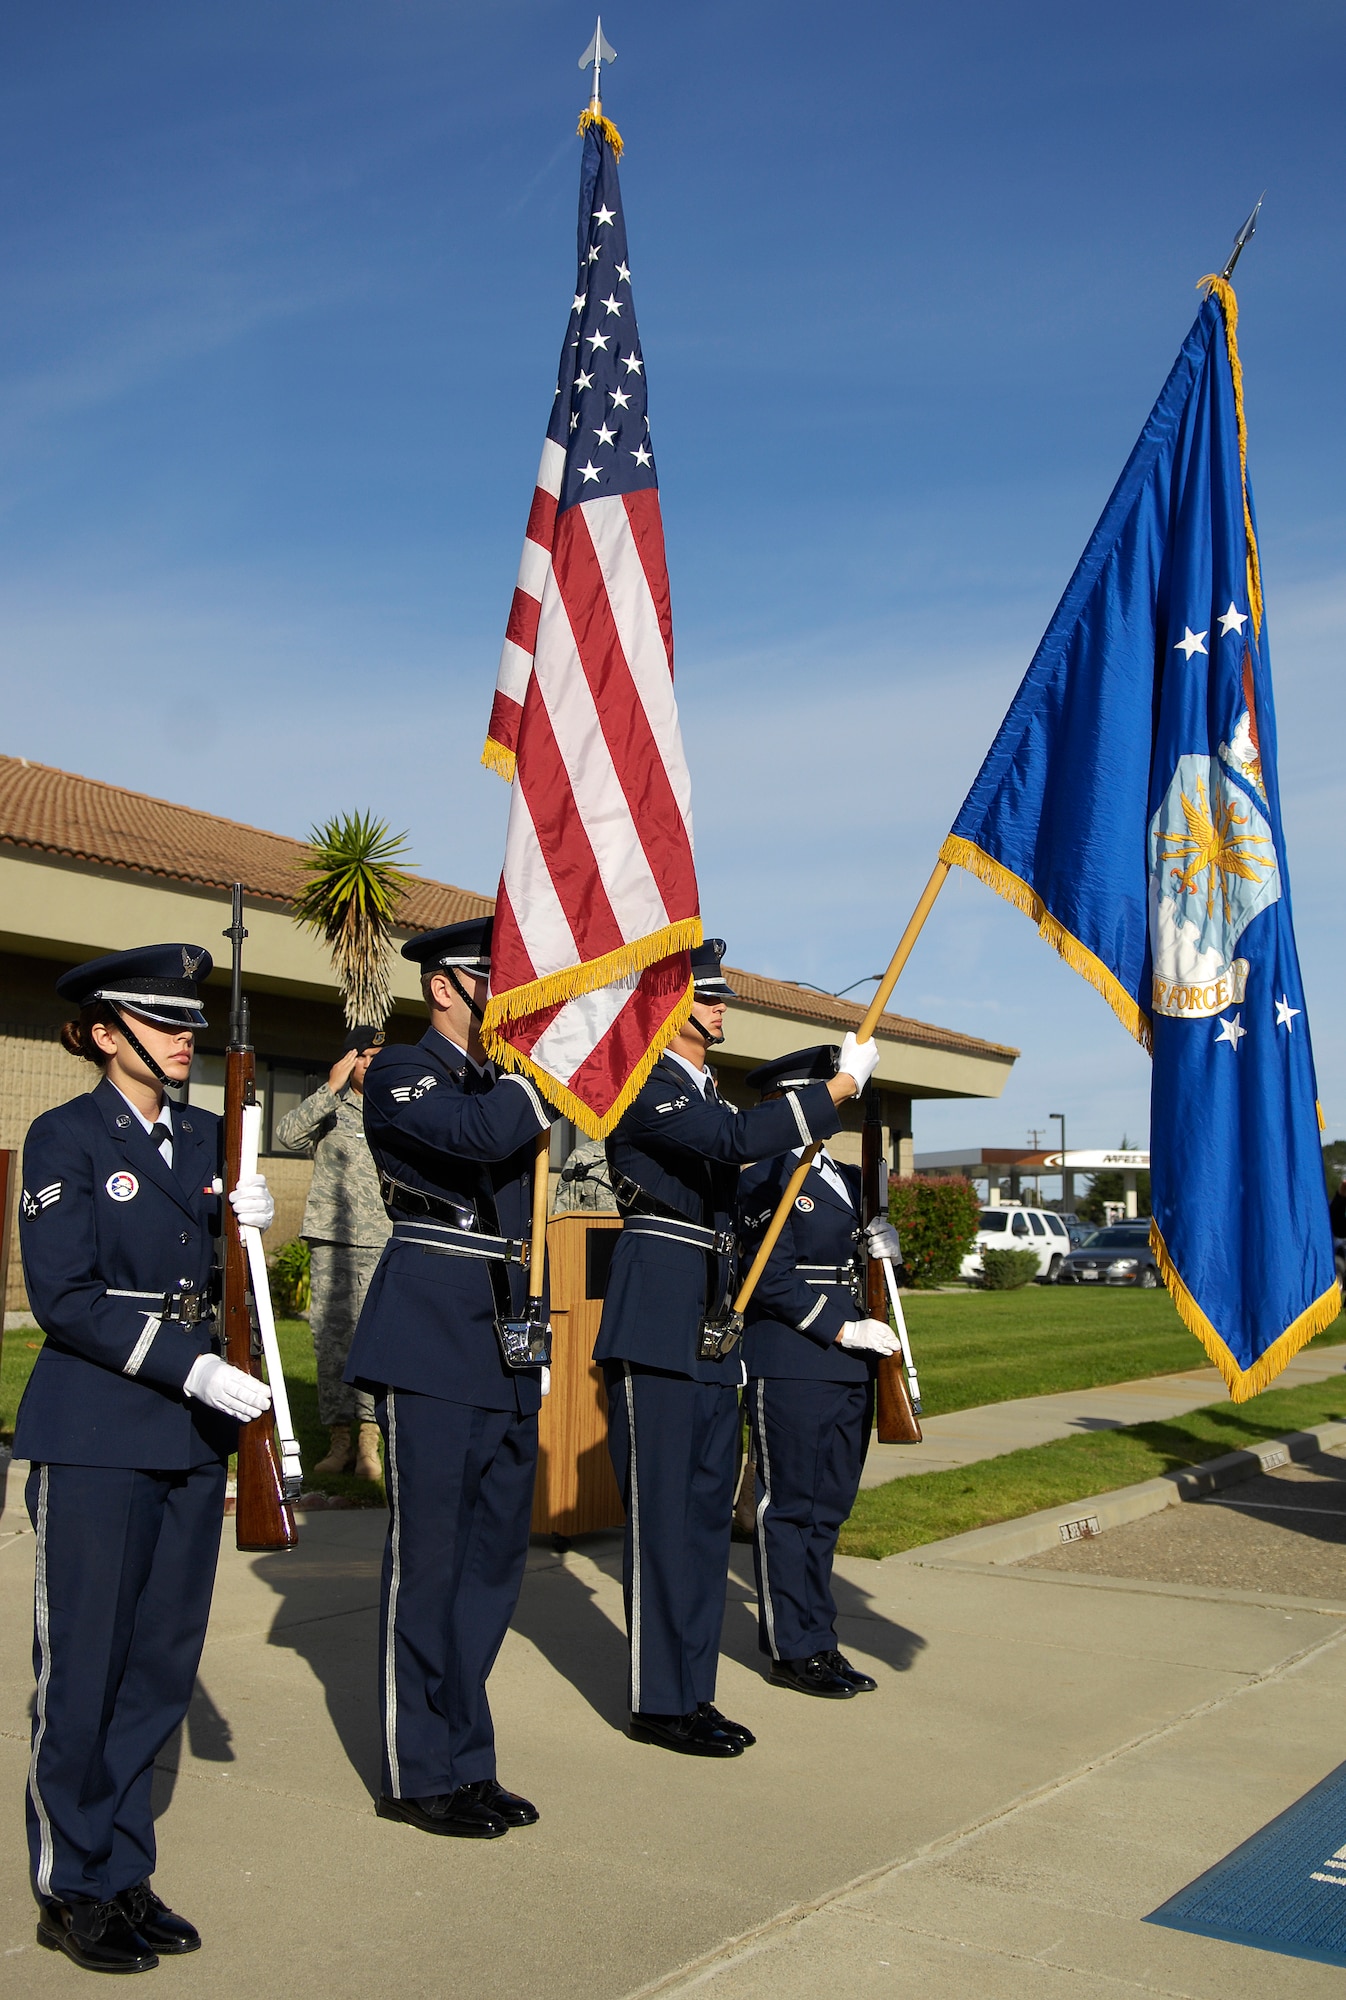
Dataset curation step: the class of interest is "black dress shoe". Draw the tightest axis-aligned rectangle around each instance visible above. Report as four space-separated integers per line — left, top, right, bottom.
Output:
460 1778 540 1826
697 1701 756 1746
376 1789 509 1838
115 1881 201 1954
825 1649 877 1693
37 1896 160 1973
770 1652 858 1698
630 1709 746 1756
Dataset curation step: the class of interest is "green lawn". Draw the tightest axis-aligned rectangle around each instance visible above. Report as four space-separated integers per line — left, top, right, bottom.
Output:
899 1285 1346 1417
2 1319 384 1505
839 1373 1346 1560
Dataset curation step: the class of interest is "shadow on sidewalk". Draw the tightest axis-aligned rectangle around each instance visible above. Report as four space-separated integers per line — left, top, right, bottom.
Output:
722 1547 927 1682
510 1534 630 1731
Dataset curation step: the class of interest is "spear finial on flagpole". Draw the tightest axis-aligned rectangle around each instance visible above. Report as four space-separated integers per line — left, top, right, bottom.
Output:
1221 194 1264 281
579 17 617 116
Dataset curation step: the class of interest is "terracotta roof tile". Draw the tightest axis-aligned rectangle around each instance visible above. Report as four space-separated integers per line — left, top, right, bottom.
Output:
725 966 1017 1062
0 757 1016 1063
0 755 490 930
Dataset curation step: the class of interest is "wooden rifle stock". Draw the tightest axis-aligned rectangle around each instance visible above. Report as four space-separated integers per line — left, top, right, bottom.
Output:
862 1093 921 1444
221 886 297 1554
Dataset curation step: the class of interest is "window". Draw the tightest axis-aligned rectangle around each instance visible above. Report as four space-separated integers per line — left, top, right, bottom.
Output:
1045 1214 1069 1238
1028 1212 1046 1236
186 1052 329 1153
979 1210 1008 1232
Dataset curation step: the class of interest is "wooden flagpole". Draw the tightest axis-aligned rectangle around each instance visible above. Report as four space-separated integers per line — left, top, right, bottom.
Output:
730 859 951 1321
529 1129 551 1303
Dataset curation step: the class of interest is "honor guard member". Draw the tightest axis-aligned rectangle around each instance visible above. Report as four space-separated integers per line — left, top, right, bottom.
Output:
738 1047 902 1699
17 945 276 1976
595 940 881 1756
344 918 557 1840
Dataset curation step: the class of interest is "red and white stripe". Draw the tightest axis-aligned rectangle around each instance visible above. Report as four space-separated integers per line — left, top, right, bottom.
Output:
483 454 700 1132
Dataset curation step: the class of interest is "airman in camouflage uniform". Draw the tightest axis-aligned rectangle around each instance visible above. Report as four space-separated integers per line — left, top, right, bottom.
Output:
275 1026 391 1481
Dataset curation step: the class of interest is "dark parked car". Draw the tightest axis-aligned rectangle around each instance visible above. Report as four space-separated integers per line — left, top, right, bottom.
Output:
1057 1223 1163 1287
1058 1211 1094 1248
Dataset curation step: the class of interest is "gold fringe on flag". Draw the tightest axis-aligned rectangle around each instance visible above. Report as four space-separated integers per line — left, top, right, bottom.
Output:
577 108 624 158
1150 1218 1343 1402
1198 275 1264 638
480 737 517 783
483 916 703 1031
487 973 695 1140
939 834 1152 1052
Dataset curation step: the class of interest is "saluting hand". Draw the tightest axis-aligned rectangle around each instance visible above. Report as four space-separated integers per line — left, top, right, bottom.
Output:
328 1050 360 1094
183 1354 273 1419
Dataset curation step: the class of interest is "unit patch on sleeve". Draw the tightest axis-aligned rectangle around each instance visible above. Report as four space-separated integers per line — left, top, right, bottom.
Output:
104 1171 140 1202
20 1181 62 1218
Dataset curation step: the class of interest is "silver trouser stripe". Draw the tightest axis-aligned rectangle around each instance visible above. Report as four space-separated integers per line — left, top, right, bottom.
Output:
754 1379 778 1660
623 1364 642 1715
786 1091 812 1147
29 1466 55 1897
383 1391 402 1798
123 1316 160 1378
797 1293 827 1330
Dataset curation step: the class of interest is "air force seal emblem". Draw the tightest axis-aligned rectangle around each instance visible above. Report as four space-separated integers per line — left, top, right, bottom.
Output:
1148 752 1279 1021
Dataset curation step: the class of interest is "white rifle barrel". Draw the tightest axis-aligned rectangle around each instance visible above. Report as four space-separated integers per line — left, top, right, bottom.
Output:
239 1103 304 1496
880 1256 921 1414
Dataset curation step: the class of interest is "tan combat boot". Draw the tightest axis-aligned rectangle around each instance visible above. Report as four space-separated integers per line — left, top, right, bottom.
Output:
354 1423 383 1483
313 1423 354 1476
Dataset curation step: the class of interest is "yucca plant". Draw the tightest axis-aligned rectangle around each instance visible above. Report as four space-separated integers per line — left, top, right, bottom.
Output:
293 811 414 1027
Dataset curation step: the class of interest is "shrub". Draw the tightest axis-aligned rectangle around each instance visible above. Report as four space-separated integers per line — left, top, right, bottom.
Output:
269 1238 311 1316
979 1248 1042 1291
888 1176 981 1288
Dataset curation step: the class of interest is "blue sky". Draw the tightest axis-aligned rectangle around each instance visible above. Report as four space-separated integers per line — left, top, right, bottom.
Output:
3 1 1342 1163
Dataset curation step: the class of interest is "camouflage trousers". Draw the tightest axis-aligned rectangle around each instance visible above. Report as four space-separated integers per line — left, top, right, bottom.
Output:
307 1241 381 1426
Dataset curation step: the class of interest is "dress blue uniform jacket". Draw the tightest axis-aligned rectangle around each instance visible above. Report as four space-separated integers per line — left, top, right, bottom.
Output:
344 1029 552 1413
15 1080 233 1470
739 1153 873 1383
594 1059 842 1383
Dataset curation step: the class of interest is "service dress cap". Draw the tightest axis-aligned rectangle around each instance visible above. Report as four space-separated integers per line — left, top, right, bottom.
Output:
401 917 493 979
744 1044 840 1098
690 937 737 1000
55 943 213 1028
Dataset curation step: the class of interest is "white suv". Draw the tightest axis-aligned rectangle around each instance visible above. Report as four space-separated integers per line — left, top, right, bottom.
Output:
960 1206 1072 1283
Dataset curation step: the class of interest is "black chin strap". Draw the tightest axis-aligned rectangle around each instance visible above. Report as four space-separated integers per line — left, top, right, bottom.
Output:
446 969 487 1026
686 1004 725 1048
109 1007 174 1087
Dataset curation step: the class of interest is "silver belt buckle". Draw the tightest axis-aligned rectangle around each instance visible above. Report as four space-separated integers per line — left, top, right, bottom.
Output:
495 1297 552 1371
698 1310 744 1361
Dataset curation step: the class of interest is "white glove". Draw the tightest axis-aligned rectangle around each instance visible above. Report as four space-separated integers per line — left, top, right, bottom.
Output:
229 1173 275 1232
837 1317 901 1356
838 1032 880 1095
540 1366 551 1396
183 1353 273 1419
865 1217 902 1262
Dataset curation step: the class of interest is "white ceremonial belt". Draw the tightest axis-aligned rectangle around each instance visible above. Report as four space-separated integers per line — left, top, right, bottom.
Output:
390 1219 530 1267
622 1214 735 1256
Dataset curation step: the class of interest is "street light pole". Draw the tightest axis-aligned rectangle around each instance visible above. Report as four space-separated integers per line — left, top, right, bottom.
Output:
1050 1112 1071 1212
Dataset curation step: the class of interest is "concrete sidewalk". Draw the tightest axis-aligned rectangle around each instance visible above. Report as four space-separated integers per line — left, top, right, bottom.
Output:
860 1341 1346 1487
3 1443 1346 1998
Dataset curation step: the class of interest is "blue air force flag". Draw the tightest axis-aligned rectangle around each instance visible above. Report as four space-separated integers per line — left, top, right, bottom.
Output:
941 279 1339 1398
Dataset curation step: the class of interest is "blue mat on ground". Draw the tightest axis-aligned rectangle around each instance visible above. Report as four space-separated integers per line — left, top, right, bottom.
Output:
1147 1758 1346 1968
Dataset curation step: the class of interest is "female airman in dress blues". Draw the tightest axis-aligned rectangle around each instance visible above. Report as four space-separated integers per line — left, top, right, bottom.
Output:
595 941 881 1757
16 945 276 1976
738 1047 902 1699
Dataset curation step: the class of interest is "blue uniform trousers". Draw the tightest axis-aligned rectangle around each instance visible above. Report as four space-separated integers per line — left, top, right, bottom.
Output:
24 1460 225 1905
376 1389 538 1798
602 1363 740 1716
747 1376 873 1661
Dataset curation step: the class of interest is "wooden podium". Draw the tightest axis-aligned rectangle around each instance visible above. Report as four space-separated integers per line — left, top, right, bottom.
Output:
531 1212 625 1537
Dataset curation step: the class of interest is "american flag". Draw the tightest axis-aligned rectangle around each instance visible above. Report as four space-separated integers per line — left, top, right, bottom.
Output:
480 120 701 1136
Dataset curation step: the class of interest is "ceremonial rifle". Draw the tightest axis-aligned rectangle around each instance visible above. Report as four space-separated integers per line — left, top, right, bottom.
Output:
221 884 301 1552
862 1092 921 1444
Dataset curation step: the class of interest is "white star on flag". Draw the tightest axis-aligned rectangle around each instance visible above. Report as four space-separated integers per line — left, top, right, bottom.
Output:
609 386 632 409
571 293 586 314
615 260 631 283
600 292 623 317
1274 995 1301 1031
1215 1013 1247 1049
593 422 616 447
577 459 601 483
585 329 610 353
1218 602 1248 637
621 352 643 375
631 443 653 467
592 203 616 227
1174 627 1208 660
